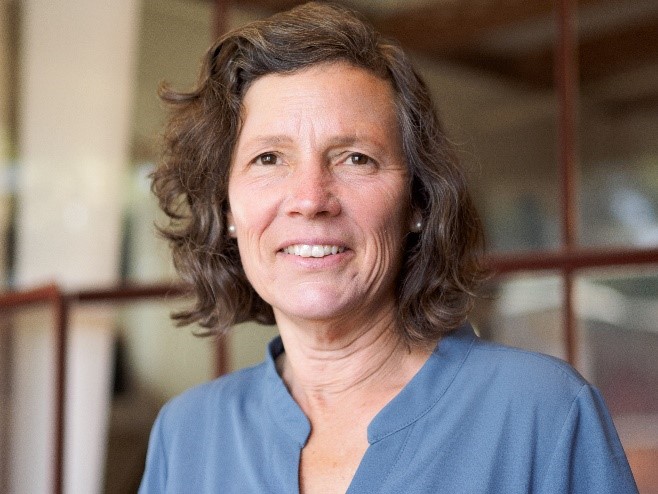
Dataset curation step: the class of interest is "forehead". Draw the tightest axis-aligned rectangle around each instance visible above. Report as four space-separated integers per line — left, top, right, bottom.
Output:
237 62 399 138
243 60 395 96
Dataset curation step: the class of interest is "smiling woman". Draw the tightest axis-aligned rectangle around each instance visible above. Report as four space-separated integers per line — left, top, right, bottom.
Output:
151 1 484 344
140 2 638 493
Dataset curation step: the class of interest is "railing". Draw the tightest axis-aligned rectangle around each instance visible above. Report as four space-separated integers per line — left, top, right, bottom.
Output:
0 285 68 494
0 281 228 494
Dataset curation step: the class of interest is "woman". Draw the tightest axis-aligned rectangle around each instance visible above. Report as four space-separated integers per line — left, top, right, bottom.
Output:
140 3 637 493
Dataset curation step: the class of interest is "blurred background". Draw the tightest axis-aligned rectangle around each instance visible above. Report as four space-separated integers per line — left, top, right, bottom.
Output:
1 0 657 492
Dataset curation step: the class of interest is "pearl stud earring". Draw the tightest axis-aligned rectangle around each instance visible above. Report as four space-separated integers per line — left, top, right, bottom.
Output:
410 214 422 233
227 224 236 235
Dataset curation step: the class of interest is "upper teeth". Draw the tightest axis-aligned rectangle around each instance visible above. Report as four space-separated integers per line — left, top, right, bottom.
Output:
283 244 345 258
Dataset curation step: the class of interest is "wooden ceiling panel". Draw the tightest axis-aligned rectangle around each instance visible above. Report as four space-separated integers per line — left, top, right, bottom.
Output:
373 0 559 54
579 20 658 84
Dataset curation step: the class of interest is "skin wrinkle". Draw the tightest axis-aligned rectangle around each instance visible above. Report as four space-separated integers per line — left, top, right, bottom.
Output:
278 307 427 406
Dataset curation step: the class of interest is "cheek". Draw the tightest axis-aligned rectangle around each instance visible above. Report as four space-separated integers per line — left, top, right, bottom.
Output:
355 199 409 280
365 185 410 238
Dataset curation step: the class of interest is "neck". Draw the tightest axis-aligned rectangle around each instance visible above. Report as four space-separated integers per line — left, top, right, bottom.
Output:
275 306 434 418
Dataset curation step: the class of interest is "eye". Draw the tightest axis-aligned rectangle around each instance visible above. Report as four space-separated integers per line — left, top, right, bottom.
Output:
255 153 278 165
346 153 372 165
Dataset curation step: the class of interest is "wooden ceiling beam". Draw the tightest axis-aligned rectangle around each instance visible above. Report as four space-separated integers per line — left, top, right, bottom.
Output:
452 17 658 88
227 0 604 53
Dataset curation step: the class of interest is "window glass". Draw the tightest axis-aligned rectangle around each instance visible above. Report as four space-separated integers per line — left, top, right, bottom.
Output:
471 273 565 359
122 0 214 284
409 1 560 253
103 298 215 491
230 322 280 372
577 1 658 248
101 0 216 489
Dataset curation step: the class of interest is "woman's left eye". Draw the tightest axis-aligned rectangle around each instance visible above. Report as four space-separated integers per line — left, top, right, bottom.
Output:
346 153 371 165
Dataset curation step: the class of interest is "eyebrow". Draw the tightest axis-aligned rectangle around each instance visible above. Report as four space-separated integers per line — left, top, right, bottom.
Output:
238 135 293 150
325 134 391 152
325 135 360 147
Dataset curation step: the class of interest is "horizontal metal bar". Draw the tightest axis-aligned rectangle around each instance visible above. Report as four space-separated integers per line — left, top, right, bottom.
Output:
0 283 62 309
487 246 658 275
70 283 189 303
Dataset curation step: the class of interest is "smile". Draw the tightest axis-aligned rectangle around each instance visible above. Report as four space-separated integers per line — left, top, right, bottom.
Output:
282 244 346 258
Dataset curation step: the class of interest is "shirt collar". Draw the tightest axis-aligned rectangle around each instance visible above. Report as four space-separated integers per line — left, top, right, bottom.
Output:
264 336 312 446
262 323 477 446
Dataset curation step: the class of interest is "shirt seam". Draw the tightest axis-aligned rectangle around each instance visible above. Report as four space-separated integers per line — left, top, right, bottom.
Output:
380 421 416 488
537 382 587 490
158 406 170 487
474 345 585 388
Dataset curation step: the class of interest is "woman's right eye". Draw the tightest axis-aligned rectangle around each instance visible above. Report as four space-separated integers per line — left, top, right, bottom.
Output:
255 153 278 165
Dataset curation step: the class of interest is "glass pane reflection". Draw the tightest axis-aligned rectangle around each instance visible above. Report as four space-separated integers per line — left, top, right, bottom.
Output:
416 52 560 254
578 0 658 248
471 273 565 359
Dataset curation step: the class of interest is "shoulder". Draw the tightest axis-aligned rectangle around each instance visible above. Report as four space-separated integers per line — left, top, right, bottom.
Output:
472 338 586 378
471 336 585 386
458 335 591 413
416 330 637 493
453 335 636 480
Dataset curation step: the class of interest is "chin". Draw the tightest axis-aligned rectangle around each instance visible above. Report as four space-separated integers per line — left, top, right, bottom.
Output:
271 290 357 323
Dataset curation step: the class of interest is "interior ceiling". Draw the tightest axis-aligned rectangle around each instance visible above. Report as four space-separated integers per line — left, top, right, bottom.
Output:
222 0 658 94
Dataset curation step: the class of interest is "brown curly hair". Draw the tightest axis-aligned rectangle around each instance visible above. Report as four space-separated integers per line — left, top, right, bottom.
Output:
153 1 486 343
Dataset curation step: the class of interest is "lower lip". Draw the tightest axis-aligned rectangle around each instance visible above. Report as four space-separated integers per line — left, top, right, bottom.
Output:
278 250 351 268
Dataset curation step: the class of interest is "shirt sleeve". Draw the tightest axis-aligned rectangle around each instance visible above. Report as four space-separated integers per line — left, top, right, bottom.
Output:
539 384 638 493
138 409 168 494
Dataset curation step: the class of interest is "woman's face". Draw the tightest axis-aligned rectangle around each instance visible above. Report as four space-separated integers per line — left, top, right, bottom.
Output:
227 62 410 328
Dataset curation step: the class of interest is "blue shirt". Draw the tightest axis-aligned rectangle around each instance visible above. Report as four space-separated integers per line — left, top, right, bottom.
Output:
139 324 638 493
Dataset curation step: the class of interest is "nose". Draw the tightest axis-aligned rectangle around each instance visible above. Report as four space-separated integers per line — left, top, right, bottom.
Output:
283 162 341 218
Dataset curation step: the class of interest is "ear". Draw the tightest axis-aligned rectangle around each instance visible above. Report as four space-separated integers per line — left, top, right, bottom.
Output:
226 211 237 238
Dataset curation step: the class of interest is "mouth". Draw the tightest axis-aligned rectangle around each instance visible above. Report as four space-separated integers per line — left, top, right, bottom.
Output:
281 244 346 258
